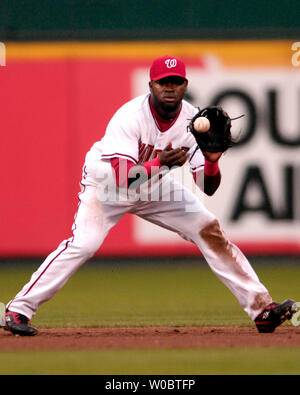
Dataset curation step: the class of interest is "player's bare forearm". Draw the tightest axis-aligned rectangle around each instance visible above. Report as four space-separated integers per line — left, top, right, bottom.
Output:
193 170 221 196
202 152 222 195
193 154 222 196
204 172 221 196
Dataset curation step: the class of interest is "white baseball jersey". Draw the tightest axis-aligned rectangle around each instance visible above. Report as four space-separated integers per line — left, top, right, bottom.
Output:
91 93 204 174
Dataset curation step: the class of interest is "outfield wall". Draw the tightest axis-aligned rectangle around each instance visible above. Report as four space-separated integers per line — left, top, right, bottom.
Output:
1 1 299 41
1 40 299 257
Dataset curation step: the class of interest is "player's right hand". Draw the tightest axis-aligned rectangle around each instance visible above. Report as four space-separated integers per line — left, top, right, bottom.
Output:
159 142 188 168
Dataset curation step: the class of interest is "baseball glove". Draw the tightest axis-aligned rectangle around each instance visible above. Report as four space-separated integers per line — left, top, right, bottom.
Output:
188 106 238 153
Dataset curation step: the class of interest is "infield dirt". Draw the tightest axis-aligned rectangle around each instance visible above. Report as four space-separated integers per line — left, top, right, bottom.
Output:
1 326 300 351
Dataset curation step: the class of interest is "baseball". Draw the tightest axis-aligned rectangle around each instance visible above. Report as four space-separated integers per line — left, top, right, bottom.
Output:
194 117 210 133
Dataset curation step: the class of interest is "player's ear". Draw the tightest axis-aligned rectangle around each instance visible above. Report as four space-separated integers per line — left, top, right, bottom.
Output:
149 81 153 90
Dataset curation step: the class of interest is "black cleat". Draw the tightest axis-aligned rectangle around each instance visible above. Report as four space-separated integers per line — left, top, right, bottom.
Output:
4 310 38 336
255 299 297 333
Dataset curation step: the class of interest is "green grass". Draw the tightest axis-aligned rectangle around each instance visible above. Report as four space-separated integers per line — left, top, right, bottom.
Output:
1 257 300 328
1 348 300 375
1 257 300 375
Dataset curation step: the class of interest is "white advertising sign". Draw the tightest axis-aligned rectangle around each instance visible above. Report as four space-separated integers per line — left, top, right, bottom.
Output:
132 66 300 247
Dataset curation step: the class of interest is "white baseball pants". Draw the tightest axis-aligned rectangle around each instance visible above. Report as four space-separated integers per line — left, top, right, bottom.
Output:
7 154 272 321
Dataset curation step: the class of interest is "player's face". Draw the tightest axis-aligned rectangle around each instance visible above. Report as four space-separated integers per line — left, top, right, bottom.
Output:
149 76 188 114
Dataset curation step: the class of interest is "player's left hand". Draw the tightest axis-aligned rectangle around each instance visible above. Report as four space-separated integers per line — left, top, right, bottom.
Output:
188 106 241 156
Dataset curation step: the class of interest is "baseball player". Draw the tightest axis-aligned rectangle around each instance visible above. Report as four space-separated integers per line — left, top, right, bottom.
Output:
3 55 297 336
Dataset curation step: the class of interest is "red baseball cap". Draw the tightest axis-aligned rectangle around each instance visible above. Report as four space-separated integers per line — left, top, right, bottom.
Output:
150 55 187 81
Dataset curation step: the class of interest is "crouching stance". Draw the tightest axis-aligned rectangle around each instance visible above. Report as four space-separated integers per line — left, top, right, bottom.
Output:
3 56 296 336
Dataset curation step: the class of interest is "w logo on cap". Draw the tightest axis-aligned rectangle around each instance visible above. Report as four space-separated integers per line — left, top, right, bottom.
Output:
150 55 187 81
165 58 177 68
